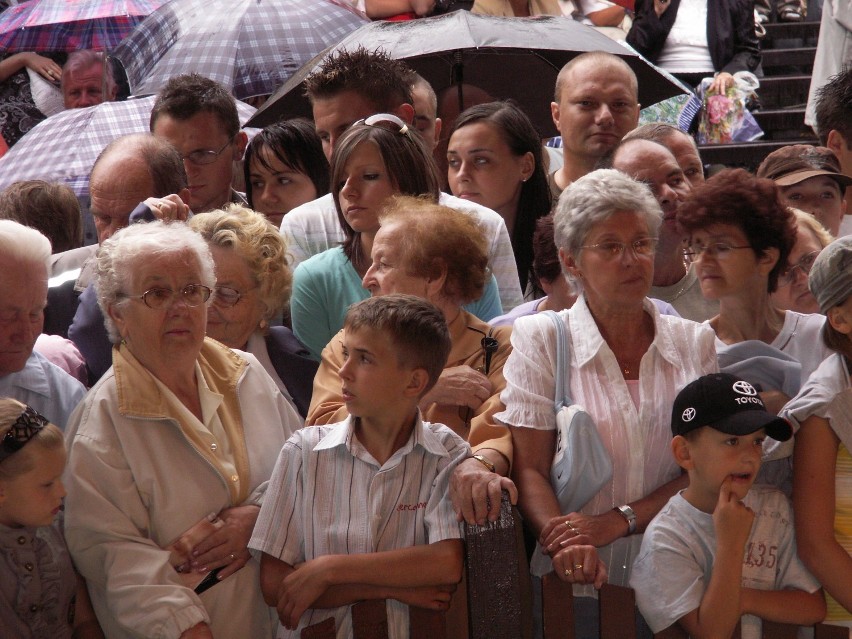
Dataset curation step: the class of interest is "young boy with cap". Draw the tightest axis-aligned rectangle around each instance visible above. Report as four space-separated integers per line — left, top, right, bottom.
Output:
757 144 851 237
630 373 825 639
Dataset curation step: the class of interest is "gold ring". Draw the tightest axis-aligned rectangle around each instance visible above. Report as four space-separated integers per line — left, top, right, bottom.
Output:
564 567 573 576
574 564 584 570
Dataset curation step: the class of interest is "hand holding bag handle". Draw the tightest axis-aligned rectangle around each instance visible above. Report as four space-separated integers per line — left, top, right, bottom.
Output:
544 311 613 517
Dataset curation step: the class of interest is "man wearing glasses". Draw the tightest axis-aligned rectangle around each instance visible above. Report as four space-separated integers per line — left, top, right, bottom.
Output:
151 74 248 214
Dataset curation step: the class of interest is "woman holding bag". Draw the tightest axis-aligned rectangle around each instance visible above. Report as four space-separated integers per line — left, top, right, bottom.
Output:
496 169 717 638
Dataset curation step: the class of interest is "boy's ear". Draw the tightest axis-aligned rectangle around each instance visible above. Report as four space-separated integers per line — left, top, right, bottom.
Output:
405 368 430 398
828 304 852 335
671 435 695 471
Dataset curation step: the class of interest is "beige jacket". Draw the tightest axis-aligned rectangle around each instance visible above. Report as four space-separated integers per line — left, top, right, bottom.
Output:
64 339 302 639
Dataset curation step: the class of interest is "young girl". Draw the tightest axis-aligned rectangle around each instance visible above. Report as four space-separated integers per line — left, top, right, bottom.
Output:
0 398 102 639
243 119 329 228
788 235 852 631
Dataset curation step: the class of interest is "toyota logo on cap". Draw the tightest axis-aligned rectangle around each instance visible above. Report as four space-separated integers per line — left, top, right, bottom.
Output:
732 380 757 396
682 407 696 422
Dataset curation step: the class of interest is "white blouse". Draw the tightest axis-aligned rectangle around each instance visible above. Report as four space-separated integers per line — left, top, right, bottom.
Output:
495 295 717 592
656 0 715 73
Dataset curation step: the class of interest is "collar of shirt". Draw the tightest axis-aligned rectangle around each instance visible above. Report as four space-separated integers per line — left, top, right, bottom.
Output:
569 294 682 369
314 412 454 465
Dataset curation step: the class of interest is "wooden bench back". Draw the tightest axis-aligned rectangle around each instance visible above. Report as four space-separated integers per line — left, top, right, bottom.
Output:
302 492 847 639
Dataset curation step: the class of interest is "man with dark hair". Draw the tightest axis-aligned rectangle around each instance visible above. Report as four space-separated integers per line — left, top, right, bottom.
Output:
303 47 416 160
813 66 852 235
410 73 442 153
281 48 523 313
814 67 852 183
150 73 247 213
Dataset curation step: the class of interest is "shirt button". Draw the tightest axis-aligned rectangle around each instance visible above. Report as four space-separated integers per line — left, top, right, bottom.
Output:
231 475 239 483
30 604 38 613
17 536 26 545
24 562 33 571
210 443 218 452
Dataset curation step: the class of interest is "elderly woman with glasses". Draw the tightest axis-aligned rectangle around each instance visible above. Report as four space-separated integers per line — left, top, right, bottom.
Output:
679 170 831 411
62 221 302 639
498 169 716 638
290 113 503 361
189 205 318 418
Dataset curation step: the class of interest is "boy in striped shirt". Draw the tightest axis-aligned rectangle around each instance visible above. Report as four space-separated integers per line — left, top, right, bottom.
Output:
250 294 469 638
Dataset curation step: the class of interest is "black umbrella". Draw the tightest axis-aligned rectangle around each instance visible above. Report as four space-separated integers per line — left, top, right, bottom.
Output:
246 11 692 136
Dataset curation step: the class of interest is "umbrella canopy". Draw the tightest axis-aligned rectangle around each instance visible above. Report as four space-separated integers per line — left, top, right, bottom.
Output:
0 94 256 200
0 0 167 52
246 12 692 137
113 0 368 101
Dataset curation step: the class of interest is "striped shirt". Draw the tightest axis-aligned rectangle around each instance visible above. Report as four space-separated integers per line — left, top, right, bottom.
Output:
249 415 469 638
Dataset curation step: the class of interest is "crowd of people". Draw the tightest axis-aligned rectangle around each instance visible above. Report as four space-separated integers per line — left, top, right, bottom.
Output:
0 3 851 639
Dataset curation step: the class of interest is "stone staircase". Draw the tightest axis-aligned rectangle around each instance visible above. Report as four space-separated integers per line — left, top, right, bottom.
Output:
698 18 821 170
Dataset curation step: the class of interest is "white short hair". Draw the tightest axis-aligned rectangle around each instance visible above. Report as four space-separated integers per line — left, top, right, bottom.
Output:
95 221 215 343
0 219 51 271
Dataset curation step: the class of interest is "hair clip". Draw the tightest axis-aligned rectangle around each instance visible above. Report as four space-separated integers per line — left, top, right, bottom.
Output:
0 406 48 463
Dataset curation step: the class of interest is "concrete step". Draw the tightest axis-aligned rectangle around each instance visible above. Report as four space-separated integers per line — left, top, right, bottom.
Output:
755 75 811 109
698 138 818 171
760 46 816 74
763 21 820 45
751 107 813 139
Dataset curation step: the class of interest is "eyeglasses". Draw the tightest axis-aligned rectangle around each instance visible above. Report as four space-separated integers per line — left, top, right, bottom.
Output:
182 136 235 166
353 113 412 139
579 238 658 260
122 284 212 310
683 242 753 263
777 250 820 287
213 285 257 308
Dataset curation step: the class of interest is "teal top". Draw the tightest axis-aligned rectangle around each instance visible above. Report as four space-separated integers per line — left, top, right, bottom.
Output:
291 247 502 360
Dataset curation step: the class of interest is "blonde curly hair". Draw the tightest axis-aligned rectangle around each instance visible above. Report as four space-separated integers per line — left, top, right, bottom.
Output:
189 204 292 325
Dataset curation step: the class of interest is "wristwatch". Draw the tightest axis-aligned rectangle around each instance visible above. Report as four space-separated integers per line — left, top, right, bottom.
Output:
469 454 496 473
613 504 637 535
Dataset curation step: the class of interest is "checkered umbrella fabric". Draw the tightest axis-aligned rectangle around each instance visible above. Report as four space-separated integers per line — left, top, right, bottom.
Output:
0 0 167 52
0 95 256 198
113 0 368 100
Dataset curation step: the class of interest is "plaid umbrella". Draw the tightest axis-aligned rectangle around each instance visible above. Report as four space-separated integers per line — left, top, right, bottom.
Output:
0 0 168 52
0 94 256 198
113 0 368 100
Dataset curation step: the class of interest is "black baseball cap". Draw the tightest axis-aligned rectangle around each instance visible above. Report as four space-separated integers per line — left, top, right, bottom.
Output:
671 373 792 442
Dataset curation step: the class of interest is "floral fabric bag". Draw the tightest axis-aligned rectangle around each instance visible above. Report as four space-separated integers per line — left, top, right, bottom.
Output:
698 71 764 144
